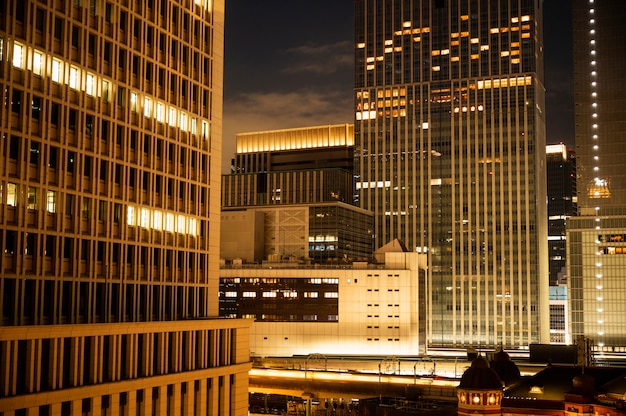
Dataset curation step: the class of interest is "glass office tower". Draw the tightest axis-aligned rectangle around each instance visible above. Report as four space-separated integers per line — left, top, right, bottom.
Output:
0 1 251 414
569 1 626 352
354 0 549 348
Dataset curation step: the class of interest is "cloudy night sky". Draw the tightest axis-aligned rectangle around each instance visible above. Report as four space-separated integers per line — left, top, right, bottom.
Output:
222 0 574 172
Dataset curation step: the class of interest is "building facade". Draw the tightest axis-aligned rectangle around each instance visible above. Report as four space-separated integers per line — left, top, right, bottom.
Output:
222 124 355 207
220 252 428 357
0 1 251 414
568 0 626 352
546 144 576 285
354 0 549 349
221 203 374 264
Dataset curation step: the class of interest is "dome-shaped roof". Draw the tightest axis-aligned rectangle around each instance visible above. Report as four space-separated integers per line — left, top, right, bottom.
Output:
459 356 503 390
571 373 596 395
490 350 521 386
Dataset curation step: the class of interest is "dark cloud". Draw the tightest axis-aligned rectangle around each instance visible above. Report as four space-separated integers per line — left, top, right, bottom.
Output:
222 88 353 167
282 41 354 74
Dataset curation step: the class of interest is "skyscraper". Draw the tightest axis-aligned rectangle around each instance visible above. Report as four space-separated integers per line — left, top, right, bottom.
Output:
354 0 549 348
569 1 626 352
0 1 250 414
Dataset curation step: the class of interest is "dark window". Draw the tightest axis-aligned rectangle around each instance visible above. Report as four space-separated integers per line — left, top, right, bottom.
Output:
71 26 79 48
67 151 75 173
51 102 59 125
49 146 58 169
9 136 20 160
31 96 42 120
35 8 45 32
11 89 22 113
29 142 40 164
68 109 77 130
54 17 63 40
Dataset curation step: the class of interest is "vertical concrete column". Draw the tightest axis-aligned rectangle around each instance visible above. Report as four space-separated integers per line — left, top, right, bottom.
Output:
109 393 120 416
70 399 82 415
182 381 193 416
92 395 102 416
207 377 219 415
196 379 207 416
171 382 182 415
49 402 62 416
126 390 137 416
142 387 153 416
154 385 167 414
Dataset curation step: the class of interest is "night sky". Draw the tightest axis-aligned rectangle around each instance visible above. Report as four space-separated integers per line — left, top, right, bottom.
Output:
222 0 574 172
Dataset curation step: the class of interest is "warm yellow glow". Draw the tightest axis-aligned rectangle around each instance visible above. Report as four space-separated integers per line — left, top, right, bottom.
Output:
144 98 151 117
33 51 43 75
51 59 62 82
127 206 199 236
236 124 354 153
477 76 532 90
7 39 205 137
69 67 79 89
12 43 24 68
86 74 95 96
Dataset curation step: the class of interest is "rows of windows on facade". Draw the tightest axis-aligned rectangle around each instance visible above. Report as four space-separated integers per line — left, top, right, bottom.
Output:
0 0 219 328
0 2 252 415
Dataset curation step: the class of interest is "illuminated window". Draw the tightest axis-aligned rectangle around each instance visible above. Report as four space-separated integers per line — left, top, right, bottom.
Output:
47 190 56 213
157 103 165 122
179 112 187 130
130 92 137 111
242 292 256 298
33 51 43 75
202 121 209 138
263 292 276 298
188 218 197 236
51 59 62 82
144 97 151 117
140 208 150 228
127 206 136 225
177 215 186 233
168 107 176 126
69 66 79 89
12 43 24 68
191 118 197 134
86 73 95 95
27 186 37 210
224 291 237 298
324 292 338 298
153 210 162 230
165 213 174 232
7 183 17 206
304 292 318 298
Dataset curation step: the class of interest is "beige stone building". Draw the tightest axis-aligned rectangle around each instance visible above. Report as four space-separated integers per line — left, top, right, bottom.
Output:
0 0 250 414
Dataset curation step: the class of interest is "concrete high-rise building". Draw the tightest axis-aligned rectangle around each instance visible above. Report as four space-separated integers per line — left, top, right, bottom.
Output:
354 0 549 348
568 1 626 352
0 1 251 414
